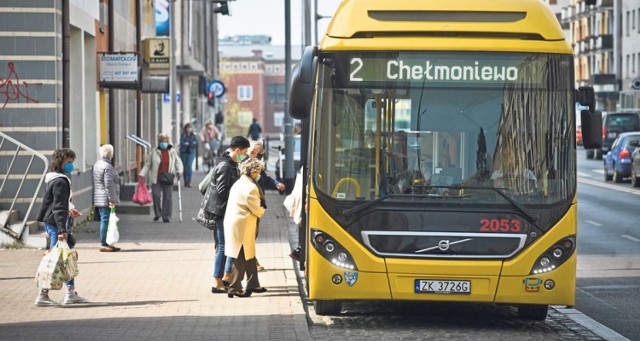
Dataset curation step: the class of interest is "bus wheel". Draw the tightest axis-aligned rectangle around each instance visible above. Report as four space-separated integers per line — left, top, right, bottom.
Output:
517 304 548 320
314 300 342 316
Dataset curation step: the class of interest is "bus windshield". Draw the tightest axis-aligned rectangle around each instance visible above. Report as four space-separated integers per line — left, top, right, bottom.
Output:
313 52 575 206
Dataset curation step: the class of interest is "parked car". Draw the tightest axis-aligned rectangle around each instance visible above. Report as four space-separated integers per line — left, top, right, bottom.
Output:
588 112 640 160
603 132 640 183
576 125 583 146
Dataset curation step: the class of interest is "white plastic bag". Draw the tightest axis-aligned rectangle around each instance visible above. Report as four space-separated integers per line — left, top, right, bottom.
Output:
35 240 76 290
106 207 120 245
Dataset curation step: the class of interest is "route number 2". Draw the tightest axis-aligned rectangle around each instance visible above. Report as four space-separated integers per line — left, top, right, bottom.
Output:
350 58 363 82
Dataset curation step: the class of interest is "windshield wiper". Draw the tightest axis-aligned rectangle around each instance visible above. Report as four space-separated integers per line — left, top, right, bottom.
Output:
446 184 537 224
343 194 412 219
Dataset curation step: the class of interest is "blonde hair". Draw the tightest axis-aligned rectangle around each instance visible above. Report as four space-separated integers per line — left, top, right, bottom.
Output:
240 158 264 176
99 144 114 160
248 139 264 153
158 133 170 142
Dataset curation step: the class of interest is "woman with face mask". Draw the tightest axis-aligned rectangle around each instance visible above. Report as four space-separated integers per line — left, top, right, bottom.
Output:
35 148 87 306
139 134 184 223
223 157 267 297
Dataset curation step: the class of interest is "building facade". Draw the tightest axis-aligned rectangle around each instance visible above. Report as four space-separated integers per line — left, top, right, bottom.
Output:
563 0 621 111
619 0 640 110
218 37 300 139
0 0 220 246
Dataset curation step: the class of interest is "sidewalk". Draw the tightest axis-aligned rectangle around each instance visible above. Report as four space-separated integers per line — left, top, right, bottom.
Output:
0 171 310 341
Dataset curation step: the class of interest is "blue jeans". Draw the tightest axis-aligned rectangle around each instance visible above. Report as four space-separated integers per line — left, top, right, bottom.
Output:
213 216 233 278
98 207 111 246
180 152 195 182
45 223 74 288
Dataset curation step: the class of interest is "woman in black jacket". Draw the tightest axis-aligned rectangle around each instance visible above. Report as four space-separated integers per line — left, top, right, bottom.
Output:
202 136 250 293
35 148 88 306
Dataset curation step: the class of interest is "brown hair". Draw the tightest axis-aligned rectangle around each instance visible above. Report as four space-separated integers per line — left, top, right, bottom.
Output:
48 148 76 173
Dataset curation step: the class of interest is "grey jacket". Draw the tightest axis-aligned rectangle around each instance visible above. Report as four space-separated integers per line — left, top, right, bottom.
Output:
93 158 120 207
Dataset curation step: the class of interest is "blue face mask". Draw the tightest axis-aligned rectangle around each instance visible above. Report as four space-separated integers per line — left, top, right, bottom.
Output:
255 174 261 182
236 154 247 162
159 142 169 149
63 162 74 174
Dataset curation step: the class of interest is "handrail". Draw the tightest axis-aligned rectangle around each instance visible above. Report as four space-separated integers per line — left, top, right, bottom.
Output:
0 132 48 239
126 134 151 149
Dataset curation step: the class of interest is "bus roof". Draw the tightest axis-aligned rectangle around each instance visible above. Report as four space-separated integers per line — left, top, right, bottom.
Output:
320 0 571 54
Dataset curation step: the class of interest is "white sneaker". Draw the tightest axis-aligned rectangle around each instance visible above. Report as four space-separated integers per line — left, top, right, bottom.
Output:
63 291 89 305
34 291 58 307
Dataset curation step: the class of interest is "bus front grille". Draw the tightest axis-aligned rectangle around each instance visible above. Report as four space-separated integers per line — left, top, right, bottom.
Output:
361 231 527 259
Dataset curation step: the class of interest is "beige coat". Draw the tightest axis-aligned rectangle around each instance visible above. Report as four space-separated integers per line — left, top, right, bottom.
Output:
224 175 266 260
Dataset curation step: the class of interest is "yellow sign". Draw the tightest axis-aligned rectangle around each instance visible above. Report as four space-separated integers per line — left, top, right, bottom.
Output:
144 38 170 69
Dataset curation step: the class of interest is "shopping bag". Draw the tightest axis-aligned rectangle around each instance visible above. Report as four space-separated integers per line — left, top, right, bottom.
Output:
35 240 76 290
195 208 216 231
132 177 152 205
106 207 120 245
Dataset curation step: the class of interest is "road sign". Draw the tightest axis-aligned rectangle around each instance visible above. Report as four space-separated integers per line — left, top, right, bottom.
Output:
209 80 226 98
163 93 181 103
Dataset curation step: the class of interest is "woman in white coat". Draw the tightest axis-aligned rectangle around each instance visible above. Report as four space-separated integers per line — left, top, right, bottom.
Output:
224 158 266 298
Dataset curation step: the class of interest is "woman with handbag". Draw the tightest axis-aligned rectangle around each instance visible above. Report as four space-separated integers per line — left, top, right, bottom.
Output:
93 144 121 252
179 123 198 187
35 148 88 306
140 134 183 223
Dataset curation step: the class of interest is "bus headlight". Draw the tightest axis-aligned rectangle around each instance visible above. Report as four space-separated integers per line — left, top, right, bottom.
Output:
530 236 575 275
311 229 358 271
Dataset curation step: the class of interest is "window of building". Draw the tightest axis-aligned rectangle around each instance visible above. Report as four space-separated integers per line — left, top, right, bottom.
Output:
633 54 637 75
627 11 630 36
273 112 284 127
633 10 636 31
627 54 631 78
638 8 640 32
266 65 273 72
251 63 258 70
241 63 248 70
267 83 286 103
238 85 253 101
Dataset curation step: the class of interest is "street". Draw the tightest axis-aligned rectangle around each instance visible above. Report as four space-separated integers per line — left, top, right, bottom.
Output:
575 148 640 341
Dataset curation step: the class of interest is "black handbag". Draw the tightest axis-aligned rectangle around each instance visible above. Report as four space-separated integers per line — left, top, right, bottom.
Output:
195 208 216 230
158 172 175 185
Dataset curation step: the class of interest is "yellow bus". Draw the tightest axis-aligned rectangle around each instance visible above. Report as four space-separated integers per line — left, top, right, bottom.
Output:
289 0 601 319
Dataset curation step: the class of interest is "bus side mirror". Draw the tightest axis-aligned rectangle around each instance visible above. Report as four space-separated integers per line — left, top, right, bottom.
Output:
577 86 595 113
581 110 602 149
289 46 317 120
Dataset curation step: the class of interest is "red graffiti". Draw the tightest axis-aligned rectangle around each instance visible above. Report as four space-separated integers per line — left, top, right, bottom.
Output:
0 62 39 109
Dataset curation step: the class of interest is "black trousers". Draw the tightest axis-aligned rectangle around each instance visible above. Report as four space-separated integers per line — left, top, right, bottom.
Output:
229 246 260 293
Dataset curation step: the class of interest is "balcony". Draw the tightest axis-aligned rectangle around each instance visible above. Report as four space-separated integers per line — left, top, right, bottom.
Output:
595 35 613 50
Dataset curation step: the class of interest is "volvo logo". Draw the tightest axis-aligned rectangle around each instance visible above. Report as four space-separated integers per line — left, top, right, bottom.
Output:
438 240 450 251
